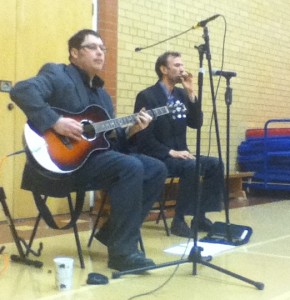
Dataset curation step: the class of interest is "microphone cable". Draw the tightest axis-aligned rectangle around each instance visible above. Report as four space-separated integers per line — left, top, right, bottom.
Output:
135 26 195 52
0 150 26 172
207 15 227 158
127 237 193 300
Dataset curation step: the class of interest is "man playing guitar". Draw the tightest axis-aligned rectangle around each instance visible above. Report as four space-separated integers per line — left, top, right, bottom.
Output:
10 29 168 272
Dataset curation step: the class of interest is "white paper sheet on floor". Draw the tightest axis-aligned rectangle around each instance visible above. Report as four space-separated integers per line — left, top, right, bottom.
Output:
164 241 235 257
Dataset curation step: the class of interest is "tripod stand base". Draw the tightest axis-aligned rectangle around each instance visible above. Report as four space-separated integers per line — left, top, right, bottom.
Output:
199 256 264 290
200 222 253 246
112 258 190 279
10 254 43 268
112 248 264 290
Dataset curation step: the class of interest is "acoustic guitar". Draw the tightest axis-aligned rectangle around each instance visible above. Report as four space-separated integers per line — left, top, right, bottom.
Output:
24 102 187 173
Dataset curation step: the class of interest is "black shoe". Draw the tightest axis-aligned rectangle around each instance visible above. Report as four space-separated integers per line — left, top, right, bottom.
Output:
171 219 191 237
191 217 213 232
108 252 156 271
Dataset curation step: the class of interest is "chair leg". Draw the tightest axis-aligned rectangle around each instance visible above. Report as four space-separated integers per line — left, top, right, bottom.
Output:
158 201 171 236
156 178 177 236
87 192 108 247
67 194 85 269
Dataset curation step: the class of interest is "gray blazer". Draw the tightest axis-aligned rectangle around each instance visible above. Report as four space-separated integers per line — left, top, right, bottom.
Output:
10 63 114 134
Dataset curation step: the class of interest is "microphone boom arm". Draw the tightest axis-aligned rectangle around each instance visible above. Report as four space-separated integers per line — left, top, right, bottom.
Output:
135 14 221 52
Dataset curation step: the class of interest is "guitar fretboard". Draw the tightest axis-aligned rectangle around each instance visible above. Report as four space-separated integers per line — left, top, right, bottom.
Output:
93 106 169 133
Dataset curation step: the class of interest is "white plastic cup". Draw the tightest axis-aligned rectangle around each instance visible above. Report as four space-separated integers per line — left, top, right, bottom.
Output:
53 257 74 291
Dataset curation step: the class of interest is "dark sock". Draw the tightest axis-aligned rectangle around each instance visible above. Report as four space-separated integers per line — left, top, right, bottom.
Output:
174 214 185 222
198 213 206 221
192 214 206 223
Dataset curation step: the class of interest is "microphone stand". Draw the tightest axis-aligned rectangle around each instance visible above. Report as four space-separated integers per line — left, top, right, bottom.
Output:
203 26 233 242
185 26 262 287
201 66 253 246
189 42 205 276
224 77 234 227
111 25 264 290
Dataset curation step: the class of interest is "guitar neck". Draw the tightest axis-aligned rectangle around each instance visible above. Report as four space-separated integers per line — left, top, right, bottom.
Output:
93 106 169 133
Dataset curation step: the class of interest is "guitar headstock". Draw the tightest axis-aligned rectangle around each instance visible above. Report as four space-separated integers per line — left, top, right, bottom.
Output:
168 100 187 120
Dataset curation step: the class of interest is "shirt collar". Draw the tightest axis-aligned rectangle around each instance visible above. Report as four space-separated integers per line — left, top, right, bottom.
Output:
72 64 104 88
159 81 175 99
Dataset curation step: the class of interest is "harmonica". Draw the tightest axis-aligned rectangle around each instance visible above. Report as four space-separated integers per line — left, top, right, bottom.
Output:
179 72 193 80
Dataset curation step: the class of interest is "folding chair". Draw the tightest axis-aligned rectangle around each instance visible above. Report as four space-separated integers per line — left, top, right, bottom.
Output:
21 157 88 268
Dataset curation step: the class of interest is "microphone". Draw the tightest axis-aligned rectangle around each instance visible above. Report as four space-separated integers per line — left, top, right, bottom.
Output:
212 69 237 78
193 14 220 28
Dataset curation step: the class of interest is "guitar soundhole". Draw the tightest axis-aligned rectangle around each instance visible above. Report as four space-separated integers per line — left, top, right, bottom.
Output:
81 120 97 141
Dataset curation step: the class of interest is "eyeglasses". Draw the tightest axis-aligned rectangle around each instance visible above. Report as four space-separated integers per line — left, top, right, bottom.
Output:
80 43 107 52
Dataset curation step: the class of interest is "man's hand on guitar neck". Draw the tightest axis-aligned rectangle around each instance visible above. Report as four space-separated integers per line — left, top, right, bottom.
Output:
127 108 152 138
52 117 83 141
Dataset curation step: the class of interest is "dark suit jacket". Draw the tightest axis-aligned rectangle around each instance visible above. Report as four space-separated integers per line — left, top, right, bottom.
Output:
133 82 202 160
10 63 114 134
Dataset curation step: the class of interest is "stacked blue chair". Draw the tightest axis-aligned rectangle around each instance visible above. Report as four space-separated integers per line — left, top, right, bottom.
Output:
238 119 290 191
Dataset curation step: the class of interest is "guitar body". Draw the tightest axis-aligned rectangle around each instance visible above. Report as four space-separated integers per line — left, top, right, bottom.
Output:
25 105 111 173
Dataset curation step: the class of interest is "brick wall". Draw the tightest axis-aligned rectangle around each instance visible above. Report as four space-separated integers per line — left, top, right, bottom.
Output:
114 0 290 171
97 0 118 106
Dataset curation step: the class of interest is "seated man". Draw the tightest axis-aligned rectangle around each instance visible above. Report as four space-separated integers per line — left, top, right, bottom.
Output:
10 29 168 271
133 51 224 237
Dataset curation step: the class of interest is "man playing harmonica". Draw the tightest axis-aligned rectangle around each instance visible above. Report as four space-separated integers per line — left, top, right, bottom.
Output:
133 51 224 237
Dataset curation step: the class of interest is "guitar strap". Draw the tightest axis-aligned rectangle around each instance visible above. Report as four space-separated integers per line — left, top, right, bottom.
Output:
32 188 85 230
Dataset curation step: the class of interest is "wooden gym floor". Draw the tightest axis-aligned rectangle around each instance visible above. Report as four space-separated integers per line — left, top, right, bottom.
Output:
1 190 290 300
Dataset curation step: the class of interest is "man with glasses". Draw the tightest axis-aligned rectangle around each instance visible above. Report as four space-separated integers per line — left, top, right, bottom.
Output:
10 29 167 271
133 51 224 237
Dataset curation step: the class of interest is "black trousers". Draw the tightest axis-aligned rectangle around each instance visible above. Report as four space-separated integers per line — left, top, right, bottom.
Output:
163 155 224 218
76 150 168 257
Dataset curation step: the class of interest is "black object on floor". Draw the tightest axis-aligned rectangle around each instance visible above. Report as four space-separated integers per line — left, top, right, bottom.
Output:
200 222 253 246
86 272 109 285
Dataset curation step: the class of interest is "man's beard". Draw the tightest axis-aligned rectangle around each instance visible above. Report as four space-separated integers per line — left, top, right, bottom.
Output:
169 76 181 85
